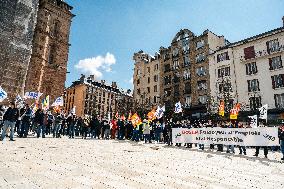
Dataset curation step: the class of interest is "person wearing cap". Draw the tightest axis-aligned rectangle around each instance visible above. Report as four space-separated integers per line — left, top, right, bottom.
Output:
1 102 19 141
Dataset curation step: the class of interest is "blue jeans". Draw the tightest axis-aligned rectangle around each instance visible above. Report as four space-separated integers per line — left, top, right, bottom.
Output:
280 140 284 156
20 121 30 137
37 124 46 138
69 124 75 138
132 130 139 142
144 134 151 143
53 123 61 138
1 120 16 140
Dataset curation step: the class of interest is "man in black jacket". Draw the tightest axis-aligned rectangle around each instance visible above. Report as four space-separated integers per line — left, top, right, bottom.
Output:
1 102 19 141
279 124 284 161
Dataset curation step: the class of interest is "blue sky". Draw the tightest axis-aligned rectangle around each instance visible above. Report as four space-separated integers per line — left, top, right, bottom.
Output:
65 0 284 90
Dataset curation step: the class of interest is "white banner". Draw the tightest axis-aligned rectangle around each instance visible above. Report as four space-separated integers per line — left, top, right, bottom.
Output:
51 96 64 107
172 127 279 146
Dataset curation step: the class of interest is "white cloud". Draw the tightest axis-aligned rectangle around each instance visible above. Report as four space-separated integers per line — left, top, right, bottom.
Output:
75 52 116 78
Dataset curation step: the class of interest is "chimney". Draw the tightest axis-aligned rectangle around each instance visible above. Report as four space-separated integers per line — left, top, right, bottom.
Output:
111 82 117 88
79 74 85 82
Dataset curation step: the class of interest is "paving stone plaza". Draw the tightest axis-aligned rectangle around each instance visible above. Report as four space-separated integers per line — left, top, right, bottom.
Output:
0 137 283 189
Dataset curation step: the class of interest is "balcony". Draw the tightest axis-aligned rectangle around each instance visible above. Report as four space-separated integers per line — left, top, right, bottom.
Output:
240 44 284 62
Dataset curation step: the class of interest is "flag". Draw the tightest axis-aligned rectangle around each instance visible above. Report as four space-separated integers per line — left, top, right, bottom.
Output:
147 109 156 121
155 106 165 119
121 114 126 121
128 111 132 121
174 102 182 113
32 101 39 114
0 87 7 102
51 96 64 107
248 115 258 128
219 100 225 117
230 103 241 120
53 106 60 113
131 113 142 127
15 94 22 103
24 92 42 99
259 104 268 120
42 95 49 110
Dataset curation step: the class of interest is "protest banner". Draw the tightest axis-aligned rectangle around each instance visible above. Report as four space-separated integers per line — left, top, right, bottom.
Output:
172 127 279 146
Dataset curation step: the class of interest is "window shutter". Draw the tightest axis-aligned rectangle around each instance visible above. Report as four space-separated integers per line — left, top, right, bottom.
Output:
274 94 278 108
281 74 284 87
257 80 260 91
271 76 275 89
266 41 270 54
246 64 248 75
217 55 220 62
247 80 251 92
280 56 283 68
269 58 272 70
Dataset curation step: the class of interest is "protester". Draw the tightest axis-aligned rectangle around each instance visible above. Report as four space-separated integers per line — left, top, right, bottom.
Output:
279 123 284 161
19 104 32 138
143 119 151 143
53 112 63 138
1 102 19 141
67 114 76 139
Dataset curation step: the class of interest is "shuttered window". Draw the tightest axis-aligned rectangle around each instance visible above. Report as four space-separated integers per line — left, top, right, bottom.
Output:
244 46 255 60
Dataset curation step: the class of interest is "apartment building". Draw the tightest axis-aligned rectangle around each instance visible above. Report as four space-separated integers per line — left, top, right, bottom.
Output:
159 29 225 117
64 75 133 118
133 51 160 112
209 17 284 119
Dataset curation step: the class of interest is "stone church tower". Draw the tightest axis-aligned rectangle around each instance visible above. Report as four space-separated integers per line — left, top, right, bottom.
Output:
25 0 74 103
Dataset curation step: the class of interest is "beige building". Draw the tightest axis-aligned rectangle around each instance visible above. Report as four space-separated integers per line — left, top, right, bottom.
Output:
209 17 284 119
64 75 133 118
25 0 74 103
133 51 160 113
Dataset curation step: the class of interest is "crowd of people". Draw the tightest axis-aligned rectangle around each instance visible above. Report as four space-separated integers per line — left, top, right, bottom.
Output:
1 102 284 161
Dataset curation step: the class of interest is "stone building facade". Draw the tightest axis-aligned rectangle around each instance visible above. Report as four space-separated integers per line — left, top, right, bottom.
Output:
25 0 74 103
209 18 284 120
133 29 225 118
64 75 133 119
0 0 39 101
133 51 160 113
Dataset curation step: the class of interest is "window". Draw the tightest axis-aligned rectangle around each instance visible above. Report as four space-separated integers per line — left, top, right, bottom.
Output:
274 93 284 108
217 67 230 78
269 56 282 70
173 73 180 83
154 96 157 103
164 75 171 85
247 79 260 92
183 56 190 67
266 39 280 54
174 85 179 96
184 82 191 94
196 40 205 49
244 46 255 60
154 85 158 92
196 67 206 76
185 96 192 107
197 80 207 91
164 64 171 73
172 48 179 57
147 67 150 73
137 79 140 85
183 70 190 80
51 20 60 37
173 59 179 70
163 53 170 61
217 52 229 62
271 74 284 89
148 77 150 83
47 45 55 64
245 62 258 75
249 97 262 110
147 87 150 93
198 95 207 104
196 53 206 63
182 39 190 53
154 64 159 71
218 83 232 93
154 75 158 82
